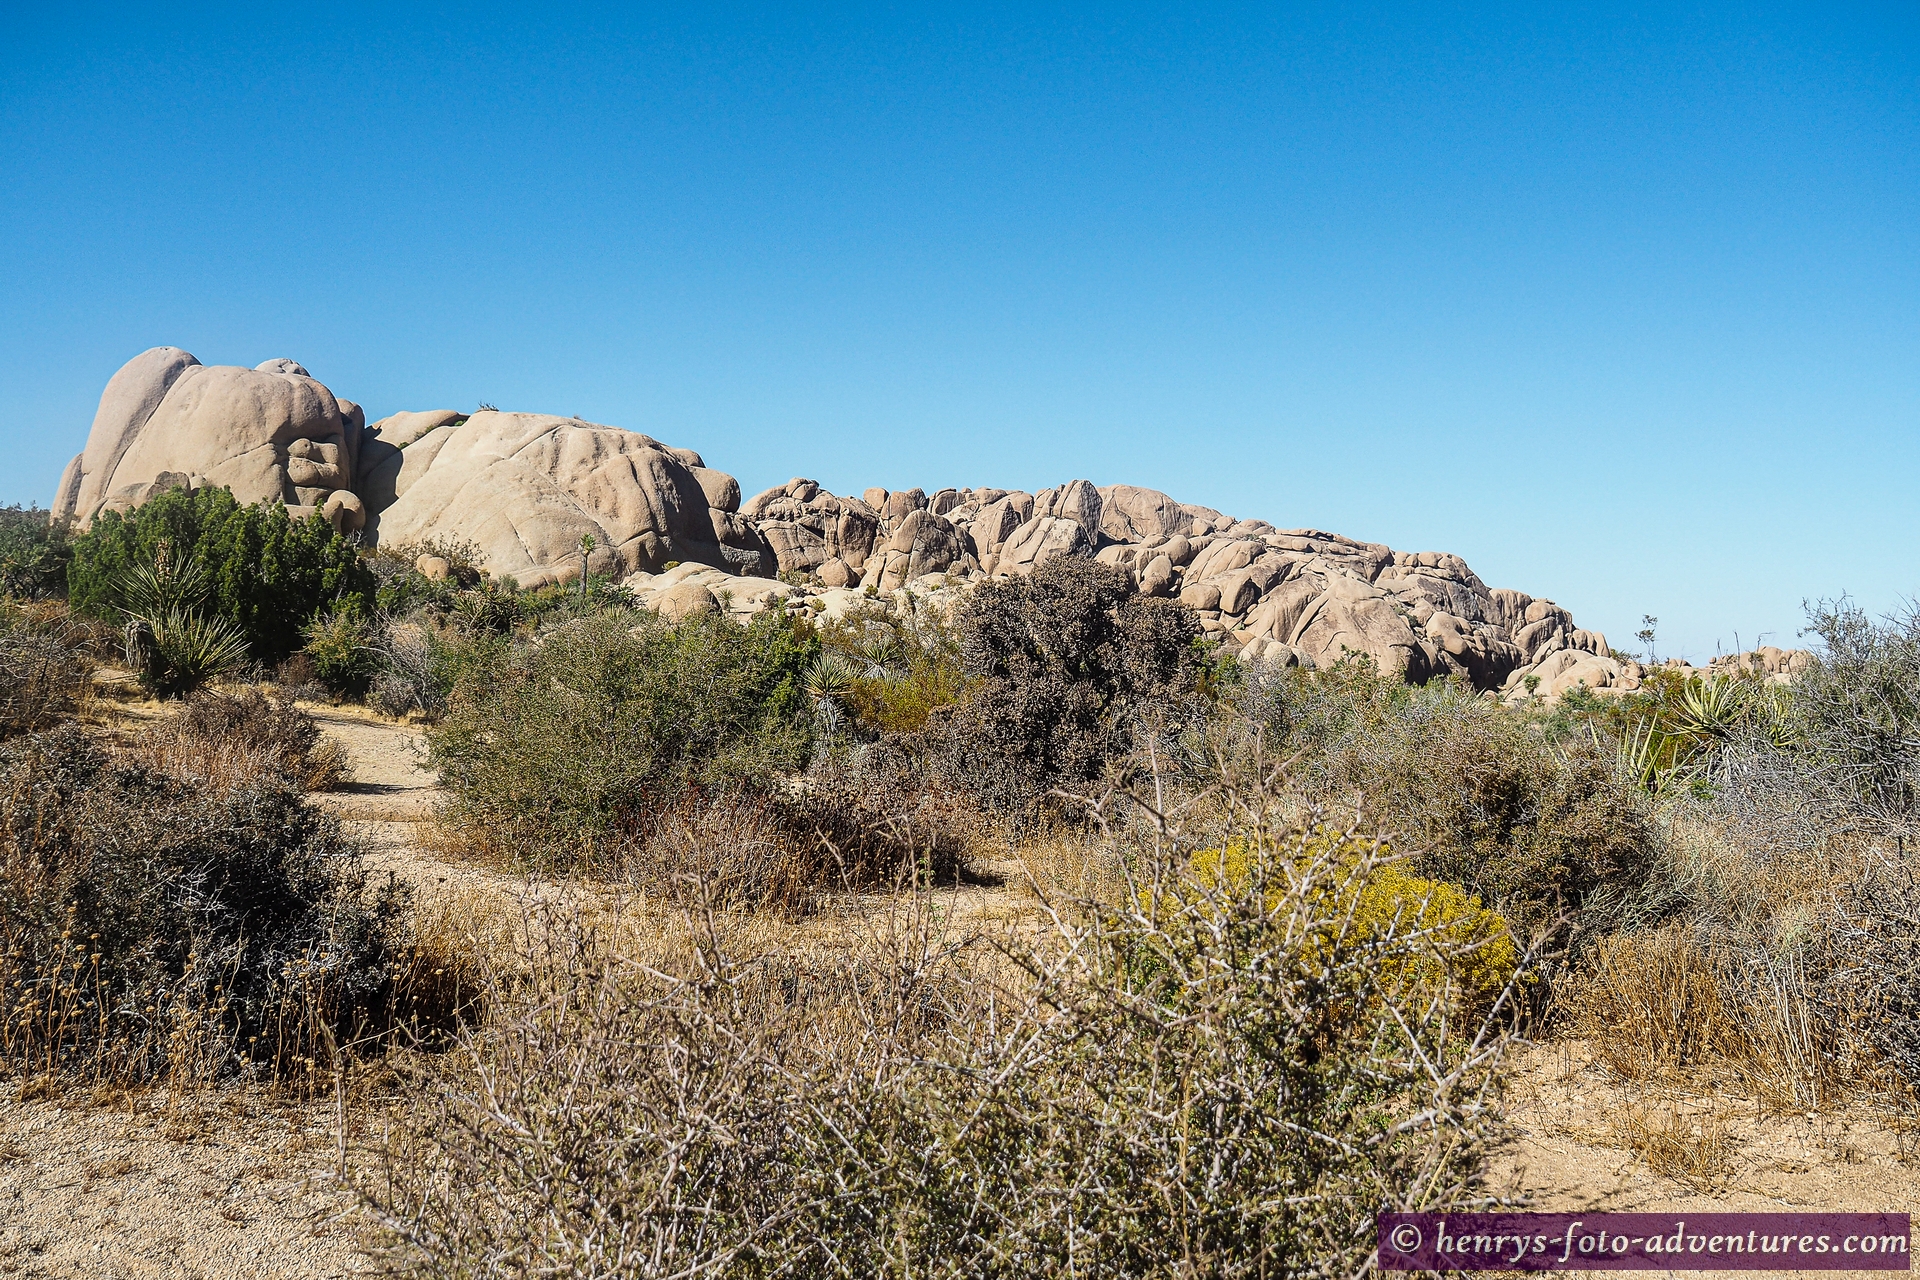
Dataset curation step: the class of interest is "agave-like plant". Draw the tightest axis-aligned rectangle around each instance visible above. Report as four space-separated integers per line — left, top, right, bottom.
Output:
803 650 861 736
804 650 860 704
1603 717 1704 801
119 541 249 698
1672 674 1749 741
853 634 903 680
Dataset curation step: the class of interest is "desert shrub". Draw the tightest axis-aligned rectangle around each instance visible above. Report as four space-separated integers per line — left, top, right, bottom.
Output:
0 602 92 738
301 608 381 699
128 687 352 792
1188 841 1520 1011
1791 597 1920 817
1823 857 1920 1095
430 609 819 870
368 619 508 721
1238 660 1655 939
364 777 1520 1277
611 761 970 914
1548 595 1920 1103
1562 914 1867 1109
0 505 71 600
68 486 375 666
818 597 970 736
940 558 1208 814
443 578 528 635
0 725 402 1087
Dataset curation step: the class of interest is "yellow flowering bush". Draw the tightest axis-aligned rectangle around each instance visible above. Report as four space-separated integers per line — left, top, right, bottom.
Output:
1184 837 1521 1011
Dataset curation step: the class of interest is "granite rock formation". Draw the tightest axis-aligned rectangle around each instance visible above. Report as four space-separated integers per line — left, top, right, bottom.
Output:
57 346 1654 696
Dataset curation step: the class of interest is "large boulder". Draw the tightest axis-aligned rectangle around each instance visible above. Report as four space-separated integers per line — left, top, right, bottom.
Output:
1098 485 1189 542
859 508 969 592
1286 575 1435 682
365 412 771 586
748 484 883 576
56 349 364 531
996 515 1092 574
1039 479 1103 542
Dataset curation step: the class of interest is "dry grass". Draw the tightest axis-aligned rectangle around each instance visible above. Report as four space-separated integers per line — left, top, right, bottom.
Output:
1009 821 1124 903
1565 923 1729 1083
1562 921 1866 1110
1611 1098 1734 1187
122 685 353 792
129 724 352 793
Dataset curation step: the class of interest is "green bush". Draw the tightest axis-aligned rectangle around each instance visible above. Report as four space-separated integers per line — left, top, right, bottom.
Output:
818 598 969 736
368 618 510 720
429 609 820 870
1792 598 1920 816
1239 659 1656 939
0 505 71 600
68 487 375 666
0 725 404 1086
941 558 1207 814
301 609 381 699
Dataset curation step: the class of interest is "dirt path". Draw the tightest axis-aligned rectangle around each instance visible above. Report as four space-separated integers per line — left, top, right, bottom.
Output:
0 1093 368 1279
1486 1039 1920 1276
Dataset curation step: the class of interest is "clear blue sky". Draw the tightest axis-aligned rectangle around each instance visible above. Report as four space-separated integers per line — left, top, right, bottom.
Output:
3 4 1914 658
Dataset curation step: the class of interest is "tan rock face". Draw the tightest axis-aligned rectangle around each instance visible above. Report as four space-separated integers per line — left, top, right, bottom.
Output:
58 349 362 530
55 350 1639 702
655 581 721 622
747 482 883 576
1098 485 1188 542
366 412 770 587
859 508 969 592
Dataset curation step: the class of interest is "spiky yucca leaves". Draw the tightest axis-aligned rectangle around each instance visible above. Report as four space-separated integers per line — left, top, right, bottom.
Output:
117 541 249 699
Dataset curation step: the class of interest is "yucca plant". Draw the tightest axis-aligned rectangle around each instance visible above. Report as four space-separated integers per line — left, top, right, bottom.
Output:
803 650 861 737
119 541 249 699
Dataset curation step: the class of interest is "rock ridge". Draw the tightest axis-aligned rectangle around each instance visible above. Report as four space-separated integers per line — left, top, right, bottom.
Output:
55 346 1647 698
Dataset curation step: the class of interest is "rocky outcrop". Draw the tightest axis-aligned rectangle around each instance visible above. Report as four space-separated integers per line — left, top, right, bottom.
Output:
56 346 1637 697
362 410 771 587
54 348 366 531
55 350 769 586
732 478 1621 693
741 479 882 578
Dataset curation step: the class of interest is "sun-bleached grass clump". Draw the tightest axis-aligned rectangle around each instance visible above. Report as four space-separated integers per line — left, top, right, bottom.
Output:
125 686 352 793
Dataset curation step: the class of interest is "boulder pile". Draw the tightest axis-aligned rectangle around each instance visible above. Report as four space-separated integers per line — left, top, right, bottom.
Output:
55 346 1661 696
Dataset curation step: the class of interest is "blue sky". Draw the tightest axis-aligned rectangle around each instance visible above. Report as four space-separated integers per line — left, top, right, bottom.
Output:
2 3 1914 658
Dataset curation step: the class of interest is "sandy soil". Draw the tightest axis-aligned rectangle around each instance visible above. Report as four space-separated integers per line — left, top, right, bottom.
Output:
1483 1039 1919 1277
22 700 1917 1275
0 1091 367 1279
